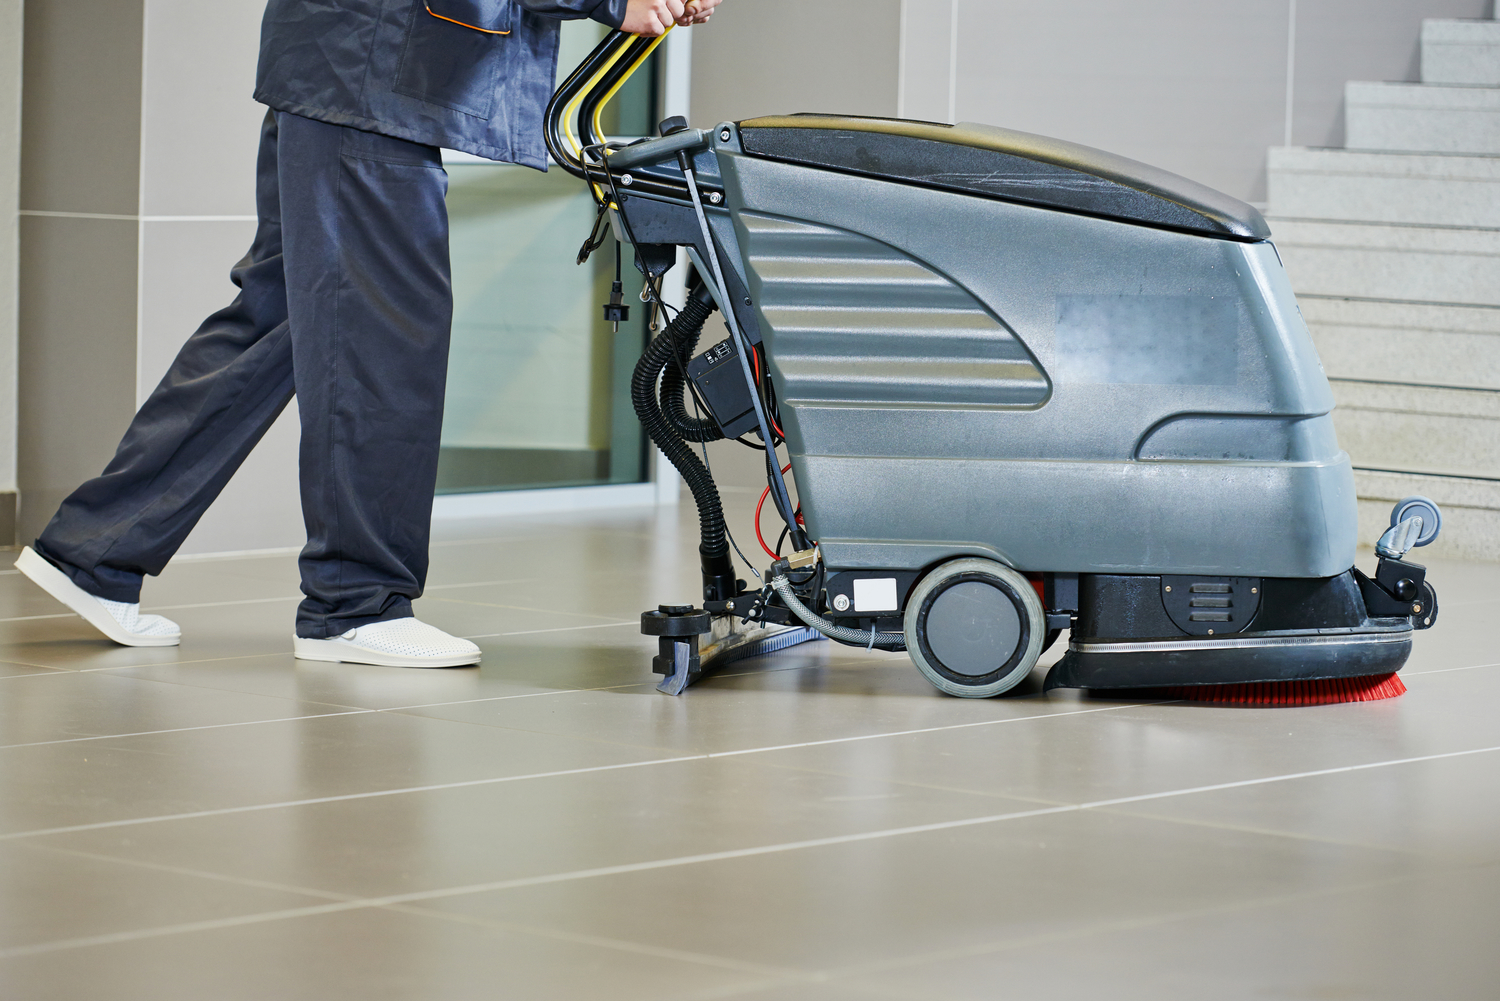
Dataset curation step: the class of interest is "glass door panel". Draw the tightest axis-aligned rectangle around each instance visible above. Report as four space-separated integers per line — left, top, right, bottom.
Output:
437 21 657 495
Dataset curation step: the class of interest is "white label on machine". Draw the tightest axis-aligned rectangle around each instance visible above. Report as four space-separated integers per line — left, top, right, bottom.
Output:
853 578 899 612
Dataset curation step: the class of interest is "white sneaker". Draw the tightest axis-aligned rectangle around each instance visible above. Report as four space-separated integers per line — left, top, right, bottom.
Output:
14 546 181 647
292 617 481 668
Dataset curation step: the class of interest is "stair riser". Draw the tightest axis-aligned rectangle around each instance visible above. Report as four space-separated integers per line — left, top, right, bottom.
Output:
1277 246 1500 307
1346 82 1500 155
1268 159 1500 228
1310 326 1500 391
1333 407 1500 479
1272 220 1500 307
1421 18 1500 86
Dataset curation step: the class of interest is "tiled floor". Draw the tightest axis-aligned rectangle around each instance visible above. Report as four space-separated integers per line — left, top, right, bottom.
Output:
0 503 1496 1000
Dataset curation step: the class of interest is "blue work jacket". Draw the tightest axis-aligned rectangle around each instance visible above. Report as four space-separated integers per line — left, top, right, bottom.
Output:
255 0 628 167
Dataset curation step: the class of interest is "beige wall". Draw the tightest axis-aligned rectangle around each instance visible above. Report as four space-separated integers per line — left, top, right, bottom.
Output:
0 0 20 523
135 0 302 556
690 0 903 127
17 0 300 554
696 0 1492 204
18 0 144 545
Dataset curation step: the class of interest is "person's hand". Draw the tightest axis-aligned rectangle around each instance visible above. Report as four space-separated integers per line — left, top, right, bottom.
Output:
677 0 721 25
621 0 721 36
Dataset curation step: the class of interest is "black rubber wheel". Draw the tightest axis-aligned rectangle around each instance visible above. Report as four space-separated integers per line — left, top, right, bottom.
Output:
903 558 1046 698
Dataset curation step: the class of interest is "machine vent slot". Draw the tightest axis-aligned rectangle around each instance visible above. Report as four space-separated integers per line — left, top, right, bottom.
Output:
1162 576 1262 635
737 212 1049 408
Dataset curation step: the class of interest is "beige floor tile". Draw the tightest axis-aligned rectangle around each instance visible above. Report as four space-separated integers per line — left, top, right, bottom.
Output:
420 809 1415 975
0 710 669 837
741 663 1500 808
0 904 769 1001
106 651 558 711
0 670 358 748
394 638 1109 757
1101 736 1500 863
0 841 328 952
37 756 1028 900
839 862 1500 1001
1 505 1495 996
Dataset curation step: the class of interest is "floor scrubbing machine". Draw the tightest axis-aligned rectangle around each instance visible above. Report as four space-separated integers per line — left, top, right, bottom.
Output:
547 30 1441 700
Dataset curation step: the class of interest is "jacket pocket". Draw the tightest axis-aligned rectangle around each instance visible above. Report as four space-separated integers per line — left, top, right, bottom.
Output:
393 0 514 119
422 0 513 34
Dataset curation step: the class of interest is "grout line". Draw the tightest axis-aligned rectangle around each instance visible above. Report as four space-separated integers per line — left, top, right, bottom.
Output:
0 613 75 623
10 745 1499 960
817 872 1430 986
0 757 708 841
426 595 631 625
704 704 1136 758
0 705 1145 839
17 841 354 904
388 903 805 981
1403 661 1500 676
0 709 379 750
461 621 637 640
149 596 301 612
1093 805 1424 856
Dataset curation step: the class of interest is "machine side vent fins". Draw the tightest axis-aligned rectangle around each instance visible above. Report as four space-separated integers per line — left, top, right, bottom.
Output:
1161 576 1262 635
737 212 1050 409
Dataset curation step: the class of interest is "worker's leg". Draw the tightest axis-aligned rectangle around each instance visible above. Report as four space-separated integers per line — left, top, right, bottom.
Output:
273 113 453 639
32 110 296 602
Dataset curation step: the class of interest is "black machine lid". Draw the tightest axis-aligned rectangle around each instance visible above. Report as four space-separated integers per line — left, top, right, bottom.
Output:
736 115 1270 242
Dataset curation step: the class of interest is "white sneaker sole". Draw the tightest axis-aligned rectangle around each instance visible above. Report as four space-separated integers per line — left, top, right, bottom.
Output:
292 635 480 669
14 546 180 647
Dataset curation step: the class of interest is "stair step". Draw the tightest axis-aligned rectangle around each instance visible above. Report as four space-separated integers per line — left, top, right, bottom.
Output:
1267 147 1500 228
1422 18 1500 87
1270 218 1500 306
1331 381 1500 480
1300 298 1500 392
1353 469 1500 561
1345 81 1500 155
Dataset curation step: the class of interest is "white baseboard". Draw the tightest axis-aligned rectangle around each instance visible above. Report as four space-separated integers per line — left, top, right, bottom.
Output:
432 482 662 520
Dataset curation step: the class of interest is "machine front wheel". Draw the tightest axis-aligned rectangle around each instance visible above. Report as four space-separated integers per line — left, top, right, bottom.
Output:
904 559 1045 698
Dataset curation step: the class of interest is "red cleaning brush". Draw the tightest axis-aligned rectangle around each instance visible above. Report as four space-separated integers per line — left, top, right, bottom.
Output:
1159 673 1407 706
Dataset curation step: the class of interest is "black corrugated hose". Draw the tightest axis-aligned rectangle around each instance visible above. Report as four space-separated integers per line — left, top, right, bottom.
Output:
631 282 738 599
659 288 722 443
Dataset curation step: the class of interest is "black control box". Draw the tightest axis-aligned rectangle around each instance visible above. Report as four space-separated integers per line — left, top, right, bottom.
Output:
687 337 760 439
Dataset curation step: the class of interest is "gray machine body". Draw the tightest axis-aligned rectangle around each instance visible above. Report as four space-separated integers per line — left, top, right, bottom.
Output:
703 119 1356 580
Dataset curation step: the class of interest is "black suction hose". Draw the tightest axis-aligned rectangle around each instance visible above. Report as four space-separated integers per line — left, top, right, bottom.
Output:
632 283 738 601
660 293 722 443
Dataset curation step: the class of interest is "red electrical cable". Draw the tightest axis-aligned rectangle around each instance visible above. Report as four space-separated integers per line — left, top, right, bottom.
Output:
755 463 794 559
750 346 785 441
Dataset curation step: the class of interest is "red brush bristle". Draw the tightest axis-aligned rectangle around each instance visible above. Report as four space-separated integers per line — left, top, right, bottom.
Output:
1161 673 1407 706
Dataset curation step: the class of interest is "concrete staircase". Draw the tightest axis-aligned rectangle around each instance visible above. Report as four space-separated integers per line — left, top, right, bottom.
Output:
1268 14 1500 561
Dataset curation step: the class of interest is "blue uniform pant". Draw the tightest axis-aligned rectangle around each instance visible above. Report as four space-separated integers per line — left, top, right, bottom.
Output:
34 110 453 639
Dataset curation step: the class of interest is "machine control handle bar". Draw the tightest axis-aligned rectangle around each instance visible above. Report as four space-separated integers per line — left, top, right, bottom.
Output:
607 129 710 172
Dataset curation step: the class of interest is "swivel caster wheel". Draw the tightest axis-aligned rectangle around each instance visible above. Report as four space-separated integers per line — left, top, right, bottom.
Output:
904 558 1046 698
1390 495 1442 548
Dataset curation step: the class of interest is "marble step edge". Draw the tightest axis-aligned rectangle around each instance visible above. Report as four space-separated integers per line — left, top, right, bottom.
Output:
1298 296 1500 335
1353 467 1500 512
1269 217 1500 252
1421 18 1500 43
1268 146 1500 180
1331 378 1500 420
1346 81 1500 109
